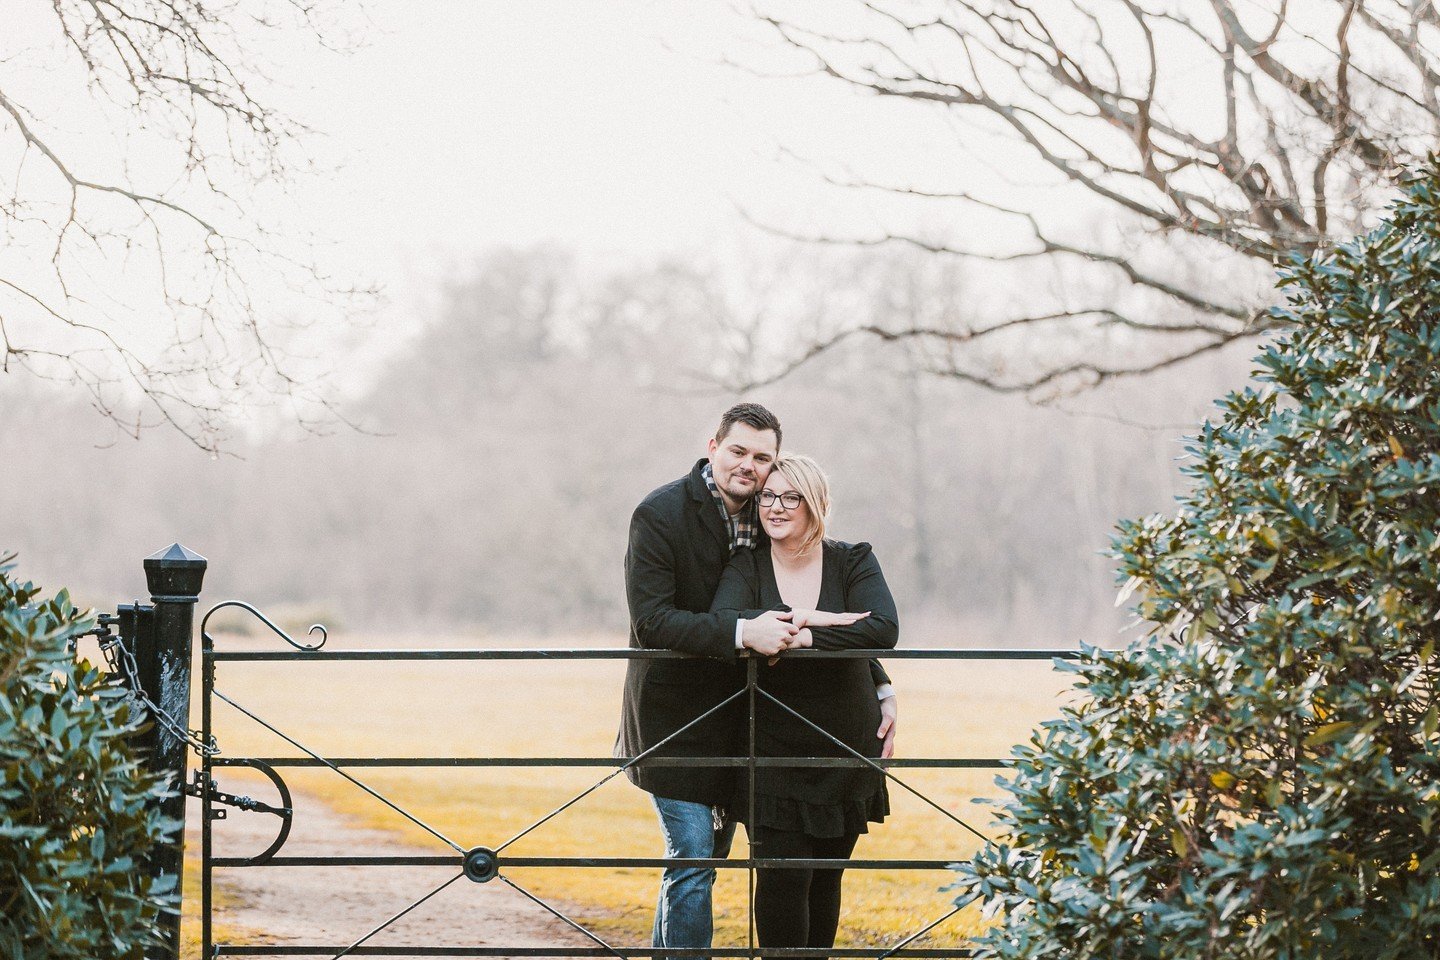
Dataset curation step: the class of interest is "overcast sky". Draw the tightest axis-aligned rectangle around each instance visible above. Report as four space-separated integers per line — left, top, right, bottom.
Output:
249 1 1020 302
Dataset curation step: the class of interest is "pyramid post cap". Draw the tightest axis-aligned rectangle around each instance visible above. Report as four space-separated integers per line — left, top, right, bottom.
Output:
145 542 207 566
143 543 207 601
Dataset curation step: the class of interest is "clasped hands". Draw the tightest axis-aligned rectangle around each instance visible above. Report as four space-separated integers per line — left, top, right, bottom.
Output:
740 608 870 661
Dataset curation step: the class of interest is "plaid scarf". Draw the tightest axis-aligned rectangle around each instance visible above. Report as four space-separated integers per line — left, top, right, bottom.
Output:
702 463 759 554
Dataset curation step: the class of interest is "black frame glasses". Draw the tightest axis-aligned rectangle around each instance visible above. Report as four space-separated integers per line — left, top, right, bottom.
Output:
757 490 805 510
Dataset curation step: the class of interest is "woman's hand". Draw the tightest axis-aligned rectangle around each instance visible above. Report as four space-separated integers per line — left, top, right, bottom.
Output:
789 609 870 629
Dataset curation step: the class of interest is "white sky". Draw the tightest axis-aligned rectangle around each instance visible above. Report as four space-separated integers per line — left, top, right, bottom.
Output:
280 2 984 274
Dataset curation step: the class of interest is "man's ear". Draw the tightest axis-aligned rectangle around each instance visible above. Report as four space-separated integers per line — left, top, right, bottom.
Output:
707 436 718 456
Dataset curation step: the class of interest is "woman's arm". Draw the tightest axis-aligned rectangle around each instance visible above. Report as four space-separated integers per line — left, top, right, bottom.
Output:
790 609 870 628
806 543 899 650
710 548 762 614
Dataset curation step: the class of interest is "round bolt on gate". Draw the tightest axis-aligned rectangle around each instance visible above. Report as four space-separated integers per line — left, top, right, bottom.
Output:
463 846 501 883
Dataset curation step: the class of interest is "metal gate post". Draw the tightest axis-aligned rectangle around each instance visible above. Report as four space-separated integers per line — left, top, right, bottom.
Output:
139 542 208 960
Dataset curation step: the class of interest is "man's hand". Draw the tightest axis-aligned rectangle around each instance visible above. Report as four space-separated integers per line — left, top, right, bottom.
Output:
877 694 897 760
741 610 798 657
790 609 870 629
767 627 812 665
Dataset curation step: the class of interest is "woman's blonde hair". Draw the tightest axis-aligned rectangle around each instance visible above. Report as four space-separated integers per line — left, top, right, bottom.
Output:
768 454 831 556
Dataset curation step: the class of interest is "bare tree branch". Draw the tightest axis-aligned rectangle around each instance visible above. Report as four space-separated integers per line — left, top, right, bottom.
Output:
0 0 372 451
736 202 1258 325
732 0 1437 391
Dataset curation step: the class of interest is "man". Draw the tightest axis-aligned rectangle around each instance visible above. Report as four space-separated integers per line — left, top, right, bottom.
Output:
615 402 897 960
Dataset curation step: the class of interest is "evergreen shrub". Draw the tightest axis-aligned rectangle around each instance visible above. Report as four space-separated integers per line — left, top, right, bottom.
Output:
0 553 177 959
953 161 1440 957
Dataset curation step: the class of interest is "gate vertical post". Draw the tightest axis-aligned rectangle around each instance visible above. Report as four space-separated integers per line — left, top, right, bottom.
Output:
140 542 208 960
746 654 758 960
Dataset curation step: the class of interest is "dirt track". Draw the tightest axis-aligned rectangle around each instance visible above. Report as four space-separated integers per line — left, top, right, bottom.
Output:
187 785 598 959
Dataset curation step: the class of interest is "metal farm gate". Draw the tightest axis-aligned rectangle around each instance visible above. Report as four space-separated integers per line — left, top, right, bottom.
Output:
99 545 1077 960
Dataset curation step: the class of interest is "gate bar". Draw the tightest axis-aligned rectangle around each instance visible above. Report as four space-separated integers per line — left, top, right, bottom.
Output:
209 648 1077 661
212 756 1007 768
211 856 962 870
214 948 972 957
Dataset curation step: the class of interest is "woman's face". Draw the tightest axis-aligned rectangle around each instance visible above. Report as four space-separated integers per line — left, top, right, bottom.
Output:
760 472 809 545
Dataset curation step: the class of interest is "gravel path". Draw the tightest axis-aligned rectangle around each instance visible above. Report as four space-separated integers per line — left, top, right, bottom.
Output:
188 785 599 959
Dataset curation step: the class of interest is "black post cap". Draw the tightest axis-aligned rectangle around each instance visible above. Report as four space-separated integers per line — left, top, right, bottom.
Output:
144 542 208 602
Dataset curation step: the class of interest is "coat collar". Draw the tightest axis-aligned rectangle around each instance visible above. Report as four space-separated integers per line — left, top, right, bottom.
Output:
686 458 729 549
685 457 712 502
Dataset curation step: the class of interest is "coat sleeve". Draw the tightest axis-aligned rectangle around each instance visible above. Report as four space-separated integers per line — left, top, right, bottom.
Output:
868 657 893 688
626 503 738 660
809 543 900 653
710 548 763 615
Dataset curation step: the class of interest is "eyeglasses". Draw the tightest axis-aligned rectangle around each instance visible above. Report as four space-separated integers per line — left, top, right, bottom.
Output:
757 490 805 510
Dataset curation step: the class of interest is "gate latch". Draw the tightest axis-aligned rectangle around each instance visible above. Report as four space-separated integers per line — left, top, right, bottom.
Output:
184 760 295 865
185 771 292 821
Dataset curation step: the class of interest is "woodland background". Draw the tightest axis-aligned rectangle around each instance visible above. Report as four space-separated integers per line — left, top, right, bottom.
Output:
1 244 1250 644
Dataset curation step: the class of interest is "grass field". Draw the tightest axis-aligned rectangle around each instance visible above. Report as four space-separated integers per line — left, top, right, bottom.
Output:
180 632 1078 952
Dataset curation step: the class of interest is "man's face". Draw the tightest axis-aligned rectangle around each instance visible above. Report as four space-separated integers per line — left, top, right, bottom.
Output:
707 423 779 511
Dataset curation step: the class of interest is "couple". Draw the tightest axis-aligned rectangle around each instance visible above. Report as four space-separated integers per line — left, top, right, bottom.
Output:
615 402 900 959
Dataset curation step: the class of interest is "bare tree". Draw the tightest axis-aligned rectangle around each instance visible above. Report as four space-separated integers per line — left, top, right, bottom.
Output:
0 1 368 451
732 0 1437 392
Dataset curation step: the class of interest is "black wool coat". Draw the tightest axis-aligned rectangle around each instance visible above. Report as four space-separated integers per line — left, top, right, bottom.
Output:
615 459 748 803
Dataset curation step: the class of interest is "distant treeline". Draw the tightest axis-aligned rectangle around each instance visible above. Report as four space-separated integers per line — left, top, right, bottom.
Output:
1 245 1258 646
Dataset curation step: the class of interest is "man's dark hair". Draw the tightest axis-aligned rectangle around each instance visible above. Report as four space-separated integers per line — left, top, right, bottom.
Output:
715 402 782 448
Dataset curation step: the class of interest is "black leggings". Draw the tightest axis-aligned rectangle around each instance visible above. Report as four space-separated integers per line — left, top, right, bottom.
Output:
753 826 860 954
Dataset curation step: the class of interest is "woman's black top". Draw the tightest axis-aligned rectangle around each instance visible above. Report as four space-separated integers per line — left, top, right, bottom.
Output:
710 540 899 837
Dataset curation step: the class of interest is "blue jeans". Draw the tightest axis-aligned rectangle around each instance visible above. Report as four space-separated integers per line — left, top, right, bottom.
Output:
651 795 736 959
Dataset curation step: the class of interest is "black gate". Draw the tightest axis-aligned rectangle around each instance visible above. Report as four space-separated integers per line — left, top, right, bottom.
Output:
191 605 1075 960
96 547 1077 960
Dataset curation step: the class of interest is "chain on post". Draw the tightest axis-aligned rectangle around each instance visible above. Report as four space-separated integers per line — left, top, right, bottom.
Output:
86 610 221 759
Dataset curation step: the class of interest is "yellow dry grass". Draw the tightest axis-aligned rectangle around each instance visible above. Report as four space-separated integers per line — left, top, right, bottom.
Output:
179 847 251 957
187 633 1076 952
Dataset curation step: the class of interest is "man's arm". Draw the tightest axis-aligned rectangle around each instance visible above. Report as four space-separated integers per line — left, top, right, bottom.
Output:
877 693 897 760
626 503 738 659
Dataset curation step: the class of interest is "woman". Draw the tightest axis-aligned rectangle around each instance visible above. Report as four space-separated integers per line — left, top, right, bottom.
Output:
710 454 898 954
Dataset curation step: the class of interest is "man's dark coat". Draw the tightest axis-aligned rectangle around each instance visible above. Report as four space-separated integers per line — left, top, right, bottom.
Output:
616 459 748 803
615 459 890 805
